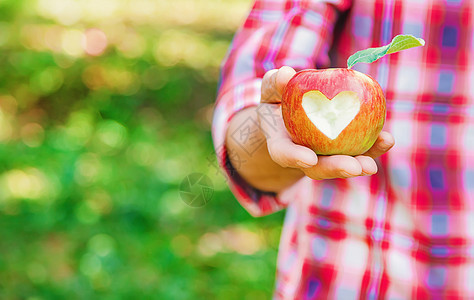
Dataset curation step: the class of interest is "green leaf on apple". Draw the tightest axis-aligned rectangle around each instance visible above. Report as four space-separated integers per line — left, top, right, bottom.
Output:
347 34 425 69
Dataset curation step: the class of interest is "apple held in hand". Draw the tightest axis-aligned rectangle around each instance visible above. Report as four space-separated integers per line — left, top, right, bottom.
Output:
281 68 386 156
280 34 425 156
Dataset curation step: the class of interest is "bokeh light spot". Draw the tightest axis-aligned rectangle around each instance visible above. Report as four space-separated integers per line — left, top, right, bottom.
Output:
115 30 146 58
27 262 48 284
142 66 168 90
80 253 102 276
197 232 223 257
81 0 120 22
126 142 161 167
159 189 187 217
75 201 100 224
96 120 127 150
82 65 106 90
170 234 193 257
30 67 64 95
0 109 13 142
88 234 115 256
83 28 108 56
197 226 265 257
44 26 64 52
61 29 84 57
0 95 17 115
74 153 101 186
2 168 55 202
21 123 45 147
84 189 113 216
37 0 82 26
66 110 95 147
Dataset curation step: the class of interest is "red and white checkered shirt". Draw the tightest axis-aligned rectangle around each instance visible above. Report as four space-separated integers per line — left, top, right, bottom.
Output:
212 0 474 298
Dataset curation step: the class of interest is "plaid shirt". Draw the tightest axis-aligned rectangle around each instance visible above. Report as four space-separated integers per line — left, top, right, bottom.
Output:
212 0 474 298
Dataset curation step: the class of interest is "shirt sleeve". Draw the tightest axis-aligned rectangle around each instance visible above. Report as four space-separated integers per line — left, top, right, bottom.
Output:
212 0 352 217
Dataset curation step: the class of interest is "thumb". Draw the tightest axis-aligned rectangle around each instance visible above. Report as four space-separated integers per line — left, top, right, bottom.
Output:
261 66 296 104
275 66 296 95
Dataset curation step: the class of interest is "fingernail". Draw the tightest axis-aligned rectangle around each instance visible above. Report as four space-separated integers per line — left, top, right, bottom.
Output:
297 161 313 168
341 171 354 177
380 140 393 149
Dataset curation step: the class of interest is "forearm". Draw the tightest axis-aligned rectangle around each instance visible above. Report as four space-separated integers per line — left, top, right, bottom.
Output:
225 106 304 193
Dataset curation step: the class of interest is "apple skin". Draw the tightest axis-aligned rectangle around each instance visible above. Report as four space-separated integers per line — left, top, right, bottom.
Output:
281 68 386 156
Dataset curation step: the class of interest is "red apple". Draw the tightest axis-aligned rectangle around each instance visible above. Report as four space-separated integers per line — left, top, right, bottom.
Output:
281 68 386 156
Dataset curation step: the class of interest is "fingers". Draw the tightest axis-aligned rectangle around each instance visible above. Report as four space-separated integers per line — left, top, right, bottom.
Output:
363 131 395 159
302 155 378 180
261 66 296 104
302 155 362 180
354 155 378 175
258 102 386 179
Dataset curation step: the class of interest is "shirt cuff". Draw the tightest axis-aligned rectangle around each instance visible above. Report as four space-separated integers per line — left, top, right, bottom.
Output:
212 78 288 217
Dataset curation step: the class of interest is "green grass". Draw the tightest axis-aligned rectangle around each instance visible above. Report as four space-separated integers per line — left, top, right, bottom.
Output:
0 0 285 299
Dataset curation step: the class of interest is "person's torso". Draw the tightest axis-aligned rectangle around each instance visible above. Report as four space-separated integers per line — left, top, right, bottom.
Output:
276 0 474 298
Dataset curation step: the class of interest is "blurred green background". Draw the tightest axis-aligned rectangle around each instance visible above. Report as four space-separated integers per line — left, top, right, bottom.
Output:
0 0 286 299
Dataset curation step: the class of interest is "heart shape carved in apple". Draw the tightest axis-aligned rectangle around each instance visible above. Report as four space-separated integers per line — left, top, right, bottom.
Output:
301 90 360 140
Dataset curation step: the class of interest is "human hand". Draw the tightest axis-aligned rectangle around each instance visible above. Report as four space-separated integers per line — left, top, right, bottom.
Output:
259 66 395 180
